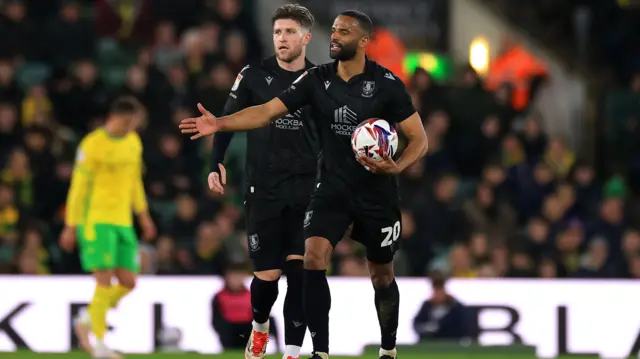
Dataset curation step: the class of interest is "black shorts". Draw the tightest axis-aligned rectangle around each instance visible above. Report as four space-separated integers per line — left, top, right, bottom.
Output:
303 195 401 264
245 199 306 271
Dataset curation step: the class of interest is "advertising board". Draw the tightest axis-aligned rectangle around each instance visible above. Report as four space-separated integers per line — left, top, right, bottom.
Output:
0 277 638 358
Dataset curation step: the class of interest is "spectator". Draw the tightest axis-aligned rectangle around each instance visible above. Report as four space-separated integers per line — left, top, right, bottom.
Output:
211 263 252 350
506 248 536 277
46 0 95 68
554 226 584 277
168 194 199 241
152 21 182 72
518 115 548 164
0 182 19 238
544 137 575 180
410 174 465 272
0 103 20 156
155 236 178 275
0 0 38 60
95 0 152 44
522 217 551 262
468 232 490 266
410 68 444 117
223 31 247 74
574 238 614 278
61 59 108 133
21 85 52 128
1 148 33 211
413 271 472 340
205 0 262 61
538 257 558 278
0 61 22 105
192 222 227 275
448 244 476 278
462 182 517 248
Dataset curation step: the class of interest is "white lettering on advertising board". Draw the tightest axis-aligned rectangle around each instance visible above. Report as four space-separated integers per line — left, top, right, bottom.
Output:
0 278 639 358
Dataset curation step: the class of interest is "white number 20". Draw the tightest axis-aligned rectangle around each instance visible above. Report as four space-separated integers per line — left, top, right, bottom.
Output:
380 221 401 247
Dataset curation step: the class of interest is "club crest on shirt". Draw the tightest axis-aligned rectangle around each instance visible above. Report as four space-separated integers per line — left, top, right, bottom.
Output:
304 210 313 227
231 73 243 91
249 234 260 251
362 81 375 97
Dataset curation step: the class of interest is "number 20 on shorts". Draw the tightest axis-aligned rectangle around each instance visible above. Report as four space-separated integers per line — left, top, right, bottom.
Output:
380 221 401 247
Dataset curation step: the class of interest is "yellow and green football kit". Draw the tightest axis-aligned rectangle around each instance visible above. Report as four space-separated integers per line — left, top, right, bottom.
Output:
65 128 148 272
65 128 149 340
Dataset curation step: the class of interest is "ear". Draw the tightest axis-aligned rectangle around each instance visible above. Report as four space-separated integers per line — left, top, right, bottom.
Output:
302 32 312 46
360 36 370 48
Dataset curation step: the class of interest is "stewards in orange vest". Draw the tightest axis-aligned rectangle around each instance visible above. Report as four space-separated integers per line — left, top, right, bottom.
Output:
366 26 408 84
485 36 548 111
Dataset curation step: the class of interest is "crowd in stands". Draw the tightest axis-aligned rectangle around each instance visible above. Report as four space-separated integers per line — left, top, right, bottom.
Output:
0 0 638 280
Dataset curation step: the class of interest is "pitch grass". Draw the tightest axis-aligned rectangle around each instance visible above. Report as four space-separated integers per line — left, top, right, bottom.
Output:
0 351 611 359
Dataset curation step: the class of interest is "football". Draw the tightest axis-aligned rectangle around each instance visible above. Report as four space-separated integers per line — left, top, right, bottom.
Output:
351 118 398 162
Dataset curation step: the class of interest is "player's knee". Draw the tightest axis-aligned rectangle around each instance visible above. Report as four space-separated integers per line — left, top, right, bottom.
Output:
93 270 113 286
303 237 332 270
369 262 395 288
114 269 137 289
371 273 394 288
254 269 282 281
117 276 136 290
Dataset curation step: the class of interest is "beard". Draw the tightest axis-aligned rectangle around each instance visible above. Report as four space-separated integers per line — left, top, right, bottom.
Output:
275 46 303 63
329 40 358 61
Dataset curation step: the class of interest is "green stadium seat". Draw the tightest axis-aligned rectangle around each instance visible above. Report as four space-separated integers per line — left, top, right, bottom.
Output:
100 65 128 89
15 62 53 90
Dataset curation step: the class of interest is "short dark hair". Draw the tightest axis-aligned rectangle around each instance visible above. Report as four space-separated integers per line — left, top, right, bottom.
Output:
430 270 447 289
340 10 373 36
109 96 142 115
271 4 315 31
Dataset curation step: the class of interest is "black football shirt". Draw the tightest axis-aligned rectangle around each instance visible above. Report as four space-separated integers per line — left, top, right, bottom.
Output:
211 56 320 202
277 58 416 206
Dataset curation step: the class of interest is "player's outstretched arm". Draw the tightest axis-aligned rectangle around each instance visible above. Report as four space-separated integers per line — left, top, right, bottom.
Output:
218 97 289 131
179 100 289 139
395 112 428 171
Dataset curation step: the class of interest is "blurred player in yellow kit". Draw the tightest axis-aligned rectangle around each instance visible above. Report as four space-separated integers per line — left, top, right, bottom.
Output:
59 97 156 359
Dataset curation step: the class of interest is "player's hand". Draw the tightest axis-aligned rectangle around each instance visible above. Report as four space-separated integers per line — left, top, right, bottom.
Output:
208 164 227 194
139 213 157 241
59 226 77 252
356 153 401 175
179 103 219 140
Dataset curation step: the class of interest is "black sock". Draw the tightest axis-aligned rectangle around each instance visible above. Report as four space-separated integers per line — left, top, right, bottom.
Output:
250 276 279 324
374 279 400 350
283 260 306 346
303 269 330 353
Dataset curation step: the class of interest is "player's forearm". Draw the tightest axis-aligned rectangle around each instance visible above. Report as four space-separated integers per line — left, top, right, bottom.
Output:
396 136 428 172
210 132 235 172
396 135 428 172
217 105 274 132
135 210 151 221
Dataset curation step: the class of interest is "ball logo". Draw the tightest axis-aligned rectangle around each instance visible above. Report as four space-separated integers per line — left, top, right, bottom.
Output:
351 118 398 161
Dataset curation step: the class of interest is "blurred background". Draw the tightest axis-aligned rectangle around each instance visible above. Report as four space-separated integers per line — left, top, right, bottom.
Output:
0 0 638 282
4 0 640 356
